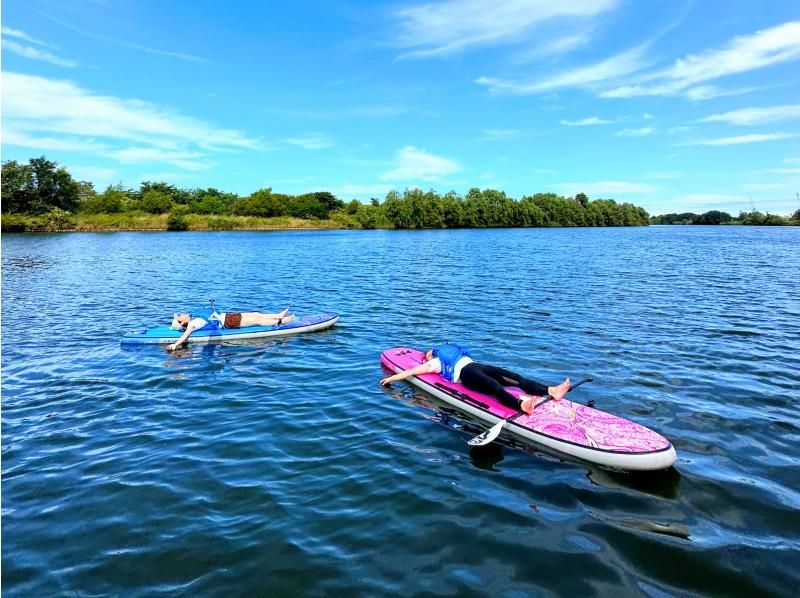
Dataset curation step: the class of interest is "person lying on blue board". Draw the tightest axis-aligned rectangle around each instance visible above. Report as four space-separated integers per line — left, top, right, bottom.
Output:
380 343 570 414
167 307 295 351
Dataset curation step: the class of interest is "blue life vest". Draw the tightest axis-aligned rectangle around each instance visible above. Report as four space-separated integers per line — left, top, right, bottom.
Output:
190 308 223 332
433 343 472 382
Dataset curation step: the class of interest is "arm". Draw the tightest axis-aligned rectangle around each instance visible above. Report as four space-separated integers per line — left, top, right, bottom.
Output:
380 362 434 386
167 324 197 351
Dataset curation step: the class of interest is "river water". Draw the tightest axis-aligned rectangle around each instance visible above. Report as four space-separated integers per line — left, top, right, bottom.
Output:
2 227 799 596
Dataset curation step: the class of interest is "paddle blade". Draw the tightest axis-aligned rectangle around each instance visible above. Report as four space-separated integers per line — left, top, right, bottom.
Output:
468 418 506 446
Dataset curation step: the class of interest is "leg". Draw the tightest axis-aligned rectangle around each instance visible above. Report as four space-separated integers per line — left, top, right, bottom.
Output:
477 364 550 396
459 363 522 410
239 313 296 327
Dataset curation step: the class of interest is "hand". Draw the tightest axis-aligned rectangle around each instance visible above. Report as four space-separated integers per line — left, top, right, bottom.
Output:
380 377 393 386
167 344 176 352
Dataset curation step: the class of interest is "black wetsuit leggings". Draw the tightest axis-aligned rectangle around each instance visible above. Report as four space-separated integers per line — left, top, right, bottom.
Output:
459 362 549 410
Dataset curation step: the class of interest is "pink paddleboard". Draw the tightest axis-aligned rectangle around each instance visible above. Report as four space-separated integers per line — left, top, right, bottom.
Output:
381 347 676 471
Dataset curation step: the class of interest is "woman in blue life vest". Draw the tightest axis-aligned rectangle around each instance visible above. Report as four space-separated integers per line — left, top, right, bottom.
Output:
380 343 570 414
167 307 295 351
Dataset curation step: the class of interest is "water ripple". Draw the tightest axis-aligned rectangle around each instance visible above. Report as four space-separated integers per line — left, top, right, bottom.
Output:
2 227 799 596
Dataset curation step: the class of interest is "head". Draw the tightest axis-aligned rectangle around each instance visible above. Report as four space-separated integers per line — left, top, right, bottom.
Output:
171 313 191 330
423 350 434 362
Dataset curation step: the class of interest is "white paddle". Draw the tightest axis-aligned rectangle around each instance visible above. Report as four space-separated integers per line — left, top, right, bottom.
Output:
467 377 593 447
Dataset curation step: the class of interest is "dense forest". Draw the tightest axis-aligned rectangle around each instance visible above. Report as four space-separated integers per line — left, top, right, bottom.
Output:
650 209 799 226
1 157 653 231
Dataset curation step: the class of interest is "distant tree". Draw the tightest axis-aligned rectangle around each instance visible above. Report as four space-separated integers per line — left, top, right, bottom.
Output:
693 210 732 225
345 199 360 215
79 185 128 214
139 190 172 214
1 156 80 214
232 188 289 217
139 181 190 204
575 192 589 208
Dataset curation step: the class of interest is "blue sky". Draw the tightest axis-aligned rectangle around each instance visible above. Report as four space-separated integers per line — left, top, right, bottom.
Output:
2 0 799 215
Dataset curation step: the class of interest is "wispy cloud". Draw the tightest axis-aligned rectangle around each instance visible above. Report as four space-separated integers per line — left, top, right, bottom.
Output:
510 33 591 63
2 129 106 152
551 181 659 196
680 132 798 146
479 128 527 140
381 146 461 181
615 126 655 137
699 104 800 125
560 117 614 126
476 45 648 95
667 126 692 135
2 38 77 67
2 26 53 47
391 0 618 60
784 156 800 163
601 21 800 99
768 167 800 174
283 134 335 150
40 12 206 62
2 72 261 171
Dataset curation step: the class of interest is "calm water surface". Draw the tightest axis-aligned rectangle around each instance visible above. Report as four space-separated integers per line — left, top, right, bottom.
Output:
2 227 799 596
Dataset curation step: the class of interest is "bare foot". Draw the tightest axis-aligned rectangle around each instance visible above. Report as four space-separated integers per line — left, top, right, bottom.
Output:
278 306 291 318
548 378 570 401
520 396 538 414
281 314 296 324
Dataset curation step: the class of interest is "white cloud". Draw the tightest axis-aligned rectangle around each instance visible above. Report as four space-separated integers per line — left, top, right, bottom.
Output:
381 146 461 181
2 39 77 67
601 21 800 99
667 126 692 135
479 128 527 140
768 168 800 174
683 85 762 101
511 33 591 63
700 104 800 126
551 181 659 196
615 126 655 137
2 72 261 171
284 134 334 150
476 45 648 94
680 132 798 146
2 129 106 152
643 112 654 120
392 0 618 59
784 156 800 163
2 26 52 47
40 12 206 62
560 117 614 126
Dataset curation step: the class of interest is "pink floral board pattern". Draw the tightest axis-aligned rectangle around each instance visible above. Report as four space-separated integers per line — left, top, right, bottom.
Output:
381 347 675 468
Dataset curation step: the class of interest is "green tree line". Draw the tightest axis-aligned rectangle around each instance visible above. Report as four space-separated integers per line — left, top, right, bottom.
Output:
3 156 651 231
651 209 800 226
